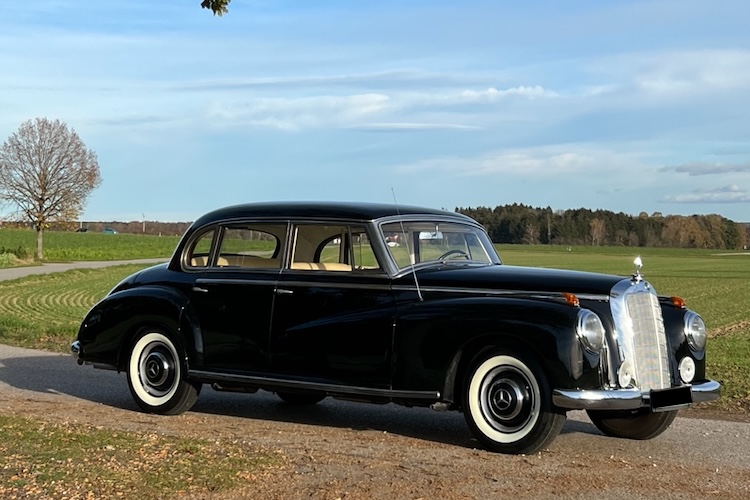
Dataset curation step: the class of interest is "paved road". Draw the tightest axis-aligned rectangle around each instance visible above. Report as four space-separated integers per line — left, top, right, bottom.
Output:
0 258 167 281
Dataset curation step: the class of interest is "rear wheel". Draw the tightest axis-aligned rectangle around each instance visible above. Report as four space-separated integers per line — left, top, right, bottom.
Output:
127 330 200 415
586 409 677 440
276 391 326 405
463 351 565 454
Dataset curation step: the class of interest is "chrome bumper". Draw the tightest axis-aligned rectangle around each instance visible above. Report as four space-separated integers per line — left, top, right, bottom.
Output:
552 380 721 411
71 340 81 357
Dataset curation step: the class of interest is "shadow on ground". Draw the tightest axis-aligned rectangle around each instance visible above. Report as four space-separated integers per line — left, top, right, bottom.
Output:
0 352 601 449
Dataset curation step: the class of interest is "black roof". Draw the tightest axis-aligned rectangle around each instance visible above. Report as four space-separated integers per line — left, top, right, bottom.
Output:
192 201 474 227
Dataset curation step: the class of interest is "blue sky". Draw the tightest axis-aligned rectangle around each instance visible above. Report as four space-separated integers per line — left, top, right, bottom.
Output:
2 0 750 222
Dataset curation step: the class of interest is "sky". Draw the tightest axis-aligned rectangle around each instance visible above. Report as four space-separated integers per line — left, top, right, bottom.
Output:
1 0 750 223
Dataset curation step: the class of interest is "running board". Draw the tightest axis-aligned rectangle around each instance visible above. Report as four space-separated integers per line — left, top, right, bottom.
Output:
188 369 440 401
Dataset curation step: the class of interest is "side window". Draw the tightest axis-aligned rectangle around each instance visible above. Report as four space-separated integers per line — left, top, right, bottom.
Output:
351 230 380 270
290 224 380 272
186 229 216 268
215 224 286 269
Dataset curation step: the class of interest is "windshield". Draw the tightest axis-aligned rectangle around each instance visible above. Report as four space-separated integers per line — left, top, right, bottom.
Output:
380 220 500 269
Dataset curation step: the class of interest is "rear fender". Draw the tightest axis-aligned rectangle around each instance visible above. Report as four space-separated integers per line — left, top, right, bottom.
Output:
78 286 200 370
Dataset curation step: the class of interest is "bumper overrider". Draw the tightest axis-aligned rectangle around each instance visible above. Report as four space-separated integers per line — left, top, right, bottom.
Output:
553 380 721 412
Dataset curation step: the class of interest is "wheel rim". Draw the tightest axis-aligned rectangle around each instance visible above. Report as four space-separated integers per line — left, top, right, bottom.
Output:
140 345 176 396
129 332 180 407
468 355 541 443
480 366 534 433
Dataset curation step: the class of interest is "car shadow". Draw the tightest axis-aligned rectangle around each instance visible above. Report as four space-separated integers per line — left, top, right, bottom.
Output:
0 353 601 450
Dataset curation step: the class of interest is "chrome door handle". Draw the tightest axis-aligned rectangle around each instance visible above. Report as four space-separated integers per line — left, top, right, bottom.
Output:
192 286 209 293
275 288 294 295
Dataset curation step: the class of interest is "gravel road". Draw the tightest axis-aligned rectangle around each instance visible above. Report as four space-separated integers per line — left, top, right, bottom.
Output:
0 343 748 499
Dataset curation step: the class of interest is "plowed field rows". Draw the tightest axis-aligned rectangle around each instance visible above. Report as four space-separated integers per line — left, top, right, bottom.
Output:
0 265 150 351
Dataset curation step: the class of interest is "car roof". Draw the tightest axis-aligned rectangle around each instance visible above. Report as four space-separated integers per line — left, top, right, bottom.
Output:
191 201 474 226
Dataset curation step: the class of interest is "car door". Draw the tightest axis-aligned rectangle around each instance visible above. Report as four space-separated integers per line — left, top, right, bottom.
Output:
187 223 286 374
269 223 395 389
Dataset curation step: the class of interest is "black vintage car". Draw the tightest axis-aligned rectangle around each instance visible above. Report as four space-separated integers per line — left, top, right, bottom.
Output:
72 202 720 454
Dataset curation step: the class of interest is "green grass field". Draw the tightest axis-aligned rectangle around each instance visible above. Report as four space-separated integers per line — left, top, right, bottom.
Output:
0 244 746 496
0 244 747 414
0 228 180 263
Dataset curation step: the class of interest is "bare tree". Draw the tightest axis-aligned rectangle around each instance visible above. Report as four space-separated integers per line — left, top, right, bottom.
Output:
589 218 606 246
0 118 102 260
522 223 540 245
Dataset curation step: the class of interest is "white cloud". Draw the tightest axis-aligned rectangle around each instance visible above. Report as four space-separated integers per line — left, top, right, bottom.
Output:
459 86 557 101
662 162 750 176
348 123 481 131
664 185 750 204
205 94 391 130
586 49 750 97
395 146 646 177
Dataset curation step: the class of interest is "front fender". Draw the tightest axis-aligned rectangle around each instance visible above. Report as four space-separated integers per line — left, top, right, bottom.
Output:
77 285 195 369
393 296 599 400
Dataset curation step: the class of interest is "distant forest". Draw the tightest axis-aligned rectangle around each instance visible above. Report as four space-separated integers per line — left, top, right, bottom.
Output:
12 205 750 250
457 205 750 250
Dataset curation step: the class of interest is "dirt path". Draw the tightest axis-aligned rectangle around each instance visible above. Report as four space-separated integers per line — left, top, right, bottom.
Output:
0 258 167 282
1 345 749 500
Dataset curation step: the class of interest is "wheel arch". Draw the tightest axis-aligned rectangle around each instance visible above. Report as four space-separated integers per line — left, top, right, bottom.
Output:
84 286 201 372
443 333 561 408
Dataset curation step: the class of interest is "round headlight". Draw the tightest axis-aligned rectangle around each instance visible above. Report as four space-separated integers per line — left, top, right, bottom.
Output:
684 312 707 351
576 310 605 353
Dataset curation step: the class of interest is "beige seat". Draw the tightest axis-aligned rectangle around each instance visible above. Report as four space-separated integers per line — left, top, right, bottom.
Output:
290 262 352 271
190 256 279 269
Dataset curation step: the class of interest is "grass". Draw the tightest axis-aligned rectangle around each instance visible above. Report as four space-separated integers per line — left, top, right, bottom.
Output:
0 414 278 499
0 228 179 263
0 243 746 413
0 264 150 352
499 245 750 413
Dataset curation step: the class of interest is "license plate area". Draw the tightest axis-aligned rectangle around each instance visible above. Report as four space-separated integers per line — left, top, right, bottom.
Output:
650 385 693 412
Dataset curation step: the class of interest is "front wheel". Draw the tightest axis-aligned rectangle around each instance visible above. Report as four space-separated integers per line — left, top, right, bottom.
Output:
586 409 677 440
127 330 200 415
463 351 565 454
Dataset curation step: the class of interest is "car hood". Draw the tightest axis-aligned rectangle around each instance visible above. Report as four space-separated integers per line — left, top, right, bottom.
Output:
406 263 626 297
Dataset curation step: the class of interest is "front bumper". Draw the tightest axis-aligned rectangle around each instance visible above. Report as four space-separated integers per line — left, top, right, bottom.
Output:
552 379 721 411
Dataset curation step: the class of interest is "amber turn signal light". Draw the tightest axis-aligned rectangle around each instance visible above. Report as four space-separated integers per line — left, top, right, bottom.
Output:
670 296 687 308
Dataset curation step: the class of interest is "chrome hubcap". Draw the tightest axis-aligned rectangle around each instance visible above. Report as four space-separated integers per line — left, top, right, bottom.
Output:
481 367 534 433
139 342 176 397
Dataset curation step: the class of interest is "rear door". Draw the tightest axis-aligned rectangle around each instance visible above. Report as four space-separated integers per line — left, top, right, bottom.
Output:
187 223 286 374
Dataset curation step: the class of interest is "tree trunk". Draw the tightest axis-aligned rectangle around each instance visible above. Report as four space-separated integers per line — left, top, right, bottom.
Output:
36 227 44 260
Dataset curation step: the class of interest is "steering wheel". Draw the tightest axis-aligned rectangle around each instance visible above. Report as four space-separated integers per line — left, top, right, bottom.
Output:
438 249 470 261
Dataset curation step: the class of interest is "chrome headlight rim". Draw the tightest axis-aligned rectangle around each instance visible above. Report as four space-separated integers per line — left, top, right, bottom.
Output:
576 309 605 353
684 311 707 351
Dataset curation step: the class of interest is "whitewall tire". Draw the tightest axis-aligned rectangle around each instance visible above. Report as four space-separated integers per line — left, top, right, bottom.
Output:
463 351 565 454
127 330 200 415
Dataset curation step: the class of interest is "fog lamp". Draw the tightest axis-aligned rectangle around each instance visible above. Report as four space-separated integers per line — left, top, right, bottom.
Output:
618 360 635 388
679 357 696 383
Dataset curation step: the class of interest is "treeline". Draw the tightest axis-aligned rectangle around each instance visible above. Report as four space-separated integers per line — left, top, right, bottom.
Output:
457 204 750 249
2 220 192 237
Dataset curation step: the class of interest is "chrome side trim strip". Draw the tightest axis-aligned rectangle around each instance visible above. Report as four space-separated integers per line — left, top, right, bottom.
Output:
392 285 609 302
188 370 441 400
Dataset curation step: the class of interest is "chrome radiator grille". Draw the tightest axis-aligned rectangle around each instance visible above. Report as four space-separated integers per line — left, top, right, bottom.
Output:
625 292 670 390
610 279 671 391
